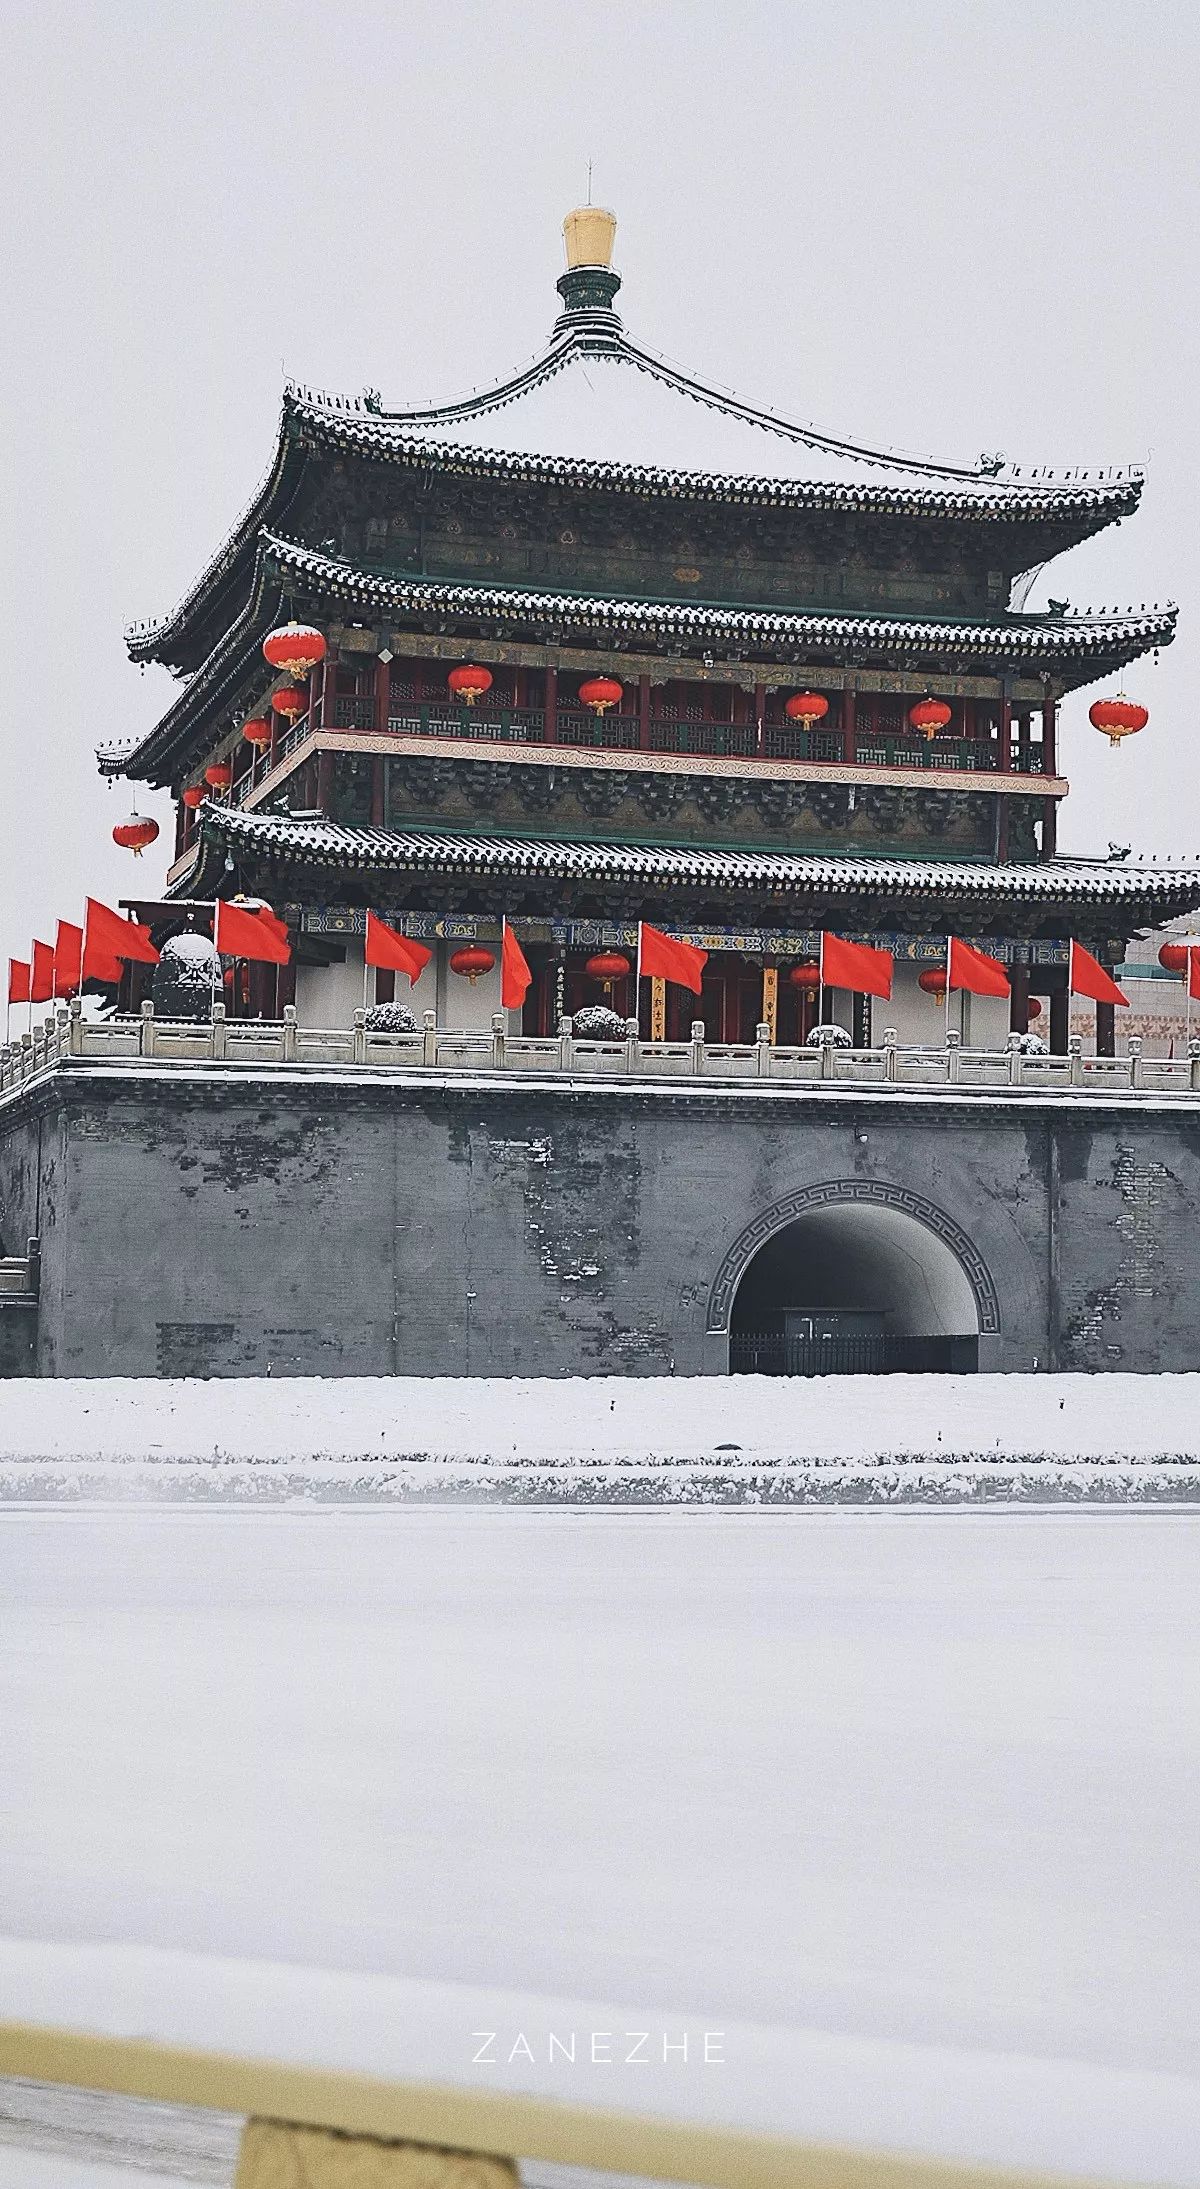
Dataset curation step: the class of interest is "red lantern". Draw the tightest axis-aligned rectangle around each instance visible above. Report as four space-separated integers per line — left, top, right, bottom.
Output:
1159 943 1190 974
205 762 233 790
271 685 306 722
578 676 623 716
585 952 631 986
262 622 326 679
448 665 493 707
784 692 829 729
1090 695 1148 748
918 966 947 1001
242 716 272 748
909 697 953 741
1027 997 1043 1019
449 946 496 983
112 813 160 857
180 785 204 809
788 961 821 994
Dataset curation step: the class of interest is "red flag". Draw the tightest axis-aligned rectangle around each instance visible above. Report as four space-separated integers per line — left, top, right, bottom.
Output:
214 899 291 965
501 919 532 1010
30 941 55 1004
53 921 84 998
8 961 29 1006
84 898 158 975
639 922 707 995
821 932 893 1000
364 908 431 985
1069 940 1128 1008
1189 950 1200 1004
948 936 1010 998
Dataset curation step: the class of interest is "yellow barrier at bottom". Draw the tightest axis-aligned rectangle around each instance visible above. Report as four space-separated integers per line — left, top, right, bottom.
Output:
0 2021 1116 2189
235 2118 517 2187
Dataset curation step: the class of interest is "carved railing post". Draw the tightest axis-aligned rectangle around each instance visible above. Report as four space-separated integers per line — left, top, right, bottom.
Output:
624 1015 641 1074
139 999 156 1058
690 1019 706 1074
1068 1032 1084 1087
69 996 83 1056
755 1019 771 1077
491 1010 506 1069
352 1006 367 1064
1006 1030 1023 1087
882 1027 897 1084
422 1008 438 1067
282 1003 298 1062
1127 1034 1142 1089
211 1000 227 1060
945 1027 961 1084
1189 1038 1200 1095
558 1013 574 1072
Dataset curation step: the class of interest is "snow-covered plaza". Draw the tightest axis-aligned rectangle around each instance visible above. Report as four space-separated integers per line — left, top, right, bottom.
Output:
1 1503 1198 2183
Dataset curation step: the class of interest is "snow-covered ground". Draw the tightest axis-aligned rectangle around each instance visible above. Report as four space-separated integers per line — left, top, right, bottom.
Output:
1 1508 1199 2182
1 1374 1200 1502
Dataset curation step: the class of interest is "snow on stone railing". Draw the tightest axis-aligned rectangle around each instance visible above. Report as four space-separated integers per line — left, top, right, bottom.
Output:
1 1000 1199 1100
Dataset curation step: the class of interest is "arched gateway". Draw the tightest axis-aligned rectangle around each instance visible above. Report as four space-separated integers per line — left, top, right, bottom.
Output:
708 1182 999 1377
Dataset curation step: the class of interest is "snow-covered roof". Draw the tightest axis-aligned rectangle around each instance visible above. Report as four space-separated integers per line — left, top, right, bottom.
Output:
264 533 1177 667
287 328 1141 516
201 809 1200 911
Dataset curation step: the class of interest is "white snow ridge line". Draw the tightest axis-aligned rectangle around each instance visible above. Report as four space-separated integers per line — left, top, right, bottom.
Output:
0 1372 1198 1502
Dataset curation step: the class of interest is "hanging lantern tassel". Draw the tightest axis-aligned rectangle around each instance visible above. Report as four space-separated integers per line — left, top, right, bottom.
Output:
909 697 953 742
448 665 493 707
112 812 160 857
585 952 631 991
262 622 327 679
578 676 623 716
918 967 947 1003
1090 695 1148 749
449 946 496 984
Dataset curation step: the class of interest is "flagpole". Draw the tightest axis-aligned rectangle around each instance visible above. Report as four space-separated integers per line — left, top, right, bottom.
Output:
818 928 825 1028
944 934 952 1044
1188 946 1194 1047
635 920 643 1032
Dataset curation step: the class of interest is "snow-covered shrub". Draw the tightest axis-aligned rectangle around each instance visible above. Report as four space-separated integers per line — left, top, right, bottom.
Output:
806 1022 852 1049
364 1002 418 1034
566 1005 627 1040
151 932 219 1021
1008 1031 1049 1055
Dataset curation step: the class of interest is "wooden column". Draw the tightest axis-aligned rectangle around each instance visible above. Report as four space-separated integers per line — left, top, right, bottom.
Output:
998 690 1013 773
639 673 651 751
996 794 1010 863
371 758 385 826
1042 797 1058 858
1042 691 1057 775
1096 1000 1116 1057
543 664 557 744
1018 709 1031 771
1009 964 1030 1034
841 683 856 764
1049 983 1070 1054
754 681 766 758
374 655 391 735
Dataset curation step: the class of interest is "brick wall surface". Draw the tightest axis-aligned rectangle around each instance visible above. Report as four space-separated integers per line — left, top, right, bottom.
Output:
2 1067 1199 1377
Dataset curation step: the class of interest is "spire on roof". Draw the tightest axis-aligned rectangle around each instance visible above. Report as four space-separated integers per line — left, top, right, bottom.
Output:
555 205 622 338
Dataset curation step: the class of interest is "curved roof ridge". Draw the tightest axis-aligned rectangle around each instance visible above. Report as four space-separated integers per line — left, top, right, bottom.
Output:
295 319 1144 493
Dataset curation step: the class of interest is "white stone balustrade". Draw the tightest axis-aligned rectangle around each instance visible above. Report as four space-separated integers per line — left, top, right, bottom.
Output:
1 998 1197 1101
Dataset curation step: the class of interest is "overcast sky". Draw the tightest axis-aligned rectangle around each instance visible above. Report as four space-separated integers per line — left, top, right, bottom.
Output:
3 0 1198 960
